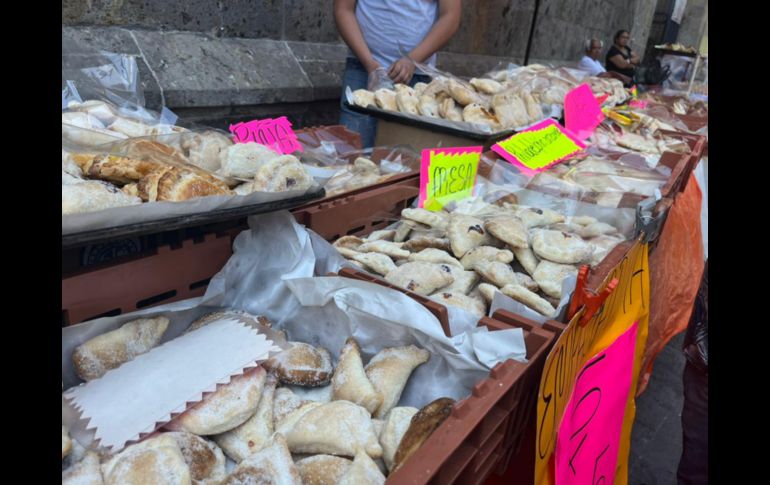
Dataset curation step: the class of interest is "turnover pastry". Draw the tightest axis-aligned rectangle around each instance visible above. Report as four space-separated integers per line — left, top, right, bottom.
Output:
460 246 514 270
73 316 169 381
364 345 430 419
295 455 352 485
395 86 420 115
407 248 463 268
264 342 333 386
402 236 452 253
182 131 233 173
484 216 529 249
333 235 365 250
492 91 529 128
401 208 449 231
167 367 266 436
273 387 312 427
352 89 376 108
351 252 397 277
332 338 382 414
108 117 154 138
166 432 227 485
62 425 72 459
431 291 486 318
470 78 503 95
448 214 497 258
472 260 518 287
375 89 398 111
531 229 594 264
101 434 191 485
589 235 624 266
223 433 302 485
379 407 419 472
213 372 278 462
185 310 271 334
516 206 566 228
512 246 540 276
77 154 165 185
62 178 142 215
62 451 103 485
250 155 314 192
441 266 480 295
338 450 386 485
439 97 464 121
144 167 233 202
366 229 396 242
357 240 410 260
501 284 557 317
447 78 483 106
219 142 278 179
462 103 500 130
384 262 454 296
418 95 439 118
533 260 578 299
282 400 383 458
392 397 455 472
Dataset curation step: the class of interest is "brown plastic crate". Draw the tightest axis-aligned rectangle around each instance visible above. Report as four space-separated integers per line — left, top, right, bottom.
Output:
61 232 234 326
292 175 419 241
337 268 560 485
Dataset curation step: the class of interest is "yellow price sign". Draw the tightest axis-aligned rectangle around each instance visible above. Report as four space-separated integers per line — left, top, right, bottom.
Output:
491 119 585 176
419 146 482 212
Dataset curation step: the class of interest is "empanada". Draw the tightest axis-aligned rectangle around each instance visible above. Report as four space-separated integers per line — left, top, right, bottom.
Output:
374 89 398 111
417 94 439 118
431 291 486 318
500 284 557 317
463 103 501 130
365 346 430 418
101 434 190 485
396 88 420 115
357 240 410 260
401 208 449 231
460 246 514 270
338 450 386 485
516 207 566 228
251 155 314 192
439 97 464 121
167 367 266 436
533 260 579 299
273 387 311 427
402 236 451 253
62 451 102 485
73 316 169 381
407 248 463 267
351 252 397 277
578 222 619 238
447 78 483 106
352 89 376 108
484 216 529 249
223 433 302 485
531 229 594 264
264 342 333 386
515 272 539 292
295 455 352 485
214 372 277 462
366 229 396 242
283 401 383 458
589 235 624 266
470 78 503 95
332 338 382 414
512 246 540 276
380 407 419 472
166 432 227 485
442 267 480 294
472 260 518 287
334 236 365 250
448 214 496 258
392 398 455 472
384 262 454 295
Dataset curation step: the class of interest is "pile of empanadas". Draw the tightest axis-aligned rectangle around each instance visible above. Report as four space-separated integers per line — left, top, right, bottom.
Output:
351 75 547 132
64 311 449 484
333 202 625 318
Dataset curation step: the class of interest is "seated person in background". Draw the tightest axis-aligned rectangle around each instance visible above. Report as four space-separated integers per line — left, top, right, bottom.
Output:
578 38 632 85
606 29 639 86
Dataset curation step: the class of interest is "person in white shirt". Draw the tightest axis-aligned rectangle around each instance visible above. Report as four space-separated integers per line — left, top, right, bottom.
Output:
578 38 632 84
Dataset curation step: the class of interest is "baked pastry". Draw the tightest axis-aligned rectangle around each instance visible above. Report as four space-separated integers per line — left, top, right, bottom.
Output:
533 260 578 299
395 87 420 115
392 398 455 472
263 342 333 386
384 262 455 296
337 450 386 485
492 91 529 128
484 216 529 249
62 425 72 459
512 246 540 276
213 372 278 462
62 179 142 215
374 89 398 111
182 131 233 173
407 248 463 267
472 260 519 287
442 267 480 295
273 387 311 427
417 95 439 118
402 236 452 253
531 229 594 264
439 97 464 121
431 291 486 318
364 345 430 419
366 229 396 242
108 117 154 138
379 407 419 472
447 78 482 106
101 434 191 485
166 367 266 436
295 455 352 485
77 154 165 185
460 246 514 270
401 208 450 231
516 207 566 228
332 338 382 415
73 316 169 381
250 155 314 192
223 433 302 485
350 252 397 277
166 432 227 485
140 167 233 202
219 142 279 179
469 78 503 95
352 89 376 108
500 284 556 317
282 401 383 458
448 214 496 258
356 241 410 260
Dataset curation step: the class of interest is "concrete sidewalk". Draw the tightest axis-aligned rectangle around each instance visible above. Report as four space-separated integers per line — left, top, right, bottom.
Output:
629 332 686 484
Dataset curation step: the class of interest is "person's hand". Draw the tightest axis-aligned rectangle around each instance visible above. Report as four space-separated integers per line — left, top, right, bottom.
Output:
387 57 416 84
367 67 394 91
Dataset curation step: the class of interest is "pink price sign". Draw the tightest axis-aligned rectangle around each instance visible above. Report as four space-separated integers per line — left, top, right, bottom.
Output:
229 116 303 154
555 321 638 485
564 83 605 141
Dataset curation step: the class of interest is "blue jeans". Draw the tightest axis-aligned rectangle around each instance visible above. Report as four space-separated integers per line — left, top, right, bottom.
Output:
339 57 431 148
